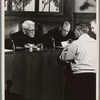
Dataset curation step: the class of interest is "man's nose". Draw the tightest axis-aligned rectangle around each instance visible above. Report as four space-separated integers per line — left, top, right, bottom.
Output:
63 31 68 34
91 28 94 32
30 31 35 34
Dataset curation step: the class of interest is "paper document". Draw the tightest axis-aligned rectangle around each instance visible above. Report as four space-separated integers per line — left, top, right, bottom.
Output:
61 41 69 48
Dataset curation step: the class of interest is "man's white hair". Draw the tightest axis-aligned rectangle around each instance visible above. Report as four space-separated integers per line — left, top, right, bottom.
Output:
22 20 35 30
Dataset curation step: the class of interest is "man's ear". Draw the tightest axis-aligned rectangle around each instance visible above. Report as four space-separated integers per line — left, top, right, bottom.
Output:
22 29 26 34
78 29 81 32
78 29 82 36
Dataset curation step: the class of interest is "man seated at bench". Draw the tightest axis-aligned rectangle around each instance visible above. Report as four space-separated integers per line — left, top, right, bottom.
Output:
6 20 43 51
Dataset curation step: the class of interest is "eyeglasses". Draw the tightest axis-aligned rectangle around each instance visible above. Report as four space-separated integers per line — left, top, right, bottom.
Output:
61 29 69 33
25 29 35 32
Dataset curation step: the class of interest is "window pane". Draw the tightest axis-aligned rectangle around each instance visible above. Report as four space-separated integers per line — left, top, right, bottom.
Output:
24 0 35 11
4 0 8 11
39 0 60 12
12 0 35 11
12 1 23 11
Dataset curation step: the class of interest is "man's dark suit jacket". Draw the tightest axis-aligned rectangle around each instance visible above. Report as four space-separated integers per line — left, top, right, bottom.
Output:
10 30 42 47
42 27 75 48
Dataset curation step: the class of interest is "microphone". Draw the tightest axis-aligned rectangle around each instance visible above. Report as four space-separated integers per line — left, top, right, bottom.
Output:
51 36 55 49
11 39 16 51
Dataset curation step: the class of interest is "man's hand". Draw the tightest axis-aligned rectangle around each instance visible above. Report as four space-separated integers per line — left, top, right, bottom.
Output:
24 43 37 49
24 43 42 52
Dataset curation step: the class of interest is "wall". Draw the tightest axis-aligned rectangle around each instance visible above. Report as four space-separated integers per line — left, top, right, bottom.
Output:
74 0 96 13
5 19 19 39
73 0 96 29
73 13 96 29
40 22 61 34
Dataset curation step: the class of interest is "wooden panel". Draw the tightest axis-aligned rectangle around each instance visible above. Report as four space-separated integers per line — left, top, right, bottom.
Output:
5 50 64 100
5 12 69 23
73 12 96 29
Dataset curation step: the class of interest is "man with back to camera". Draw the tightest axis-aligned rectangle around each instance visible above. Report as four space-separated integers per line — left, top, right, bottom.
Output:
59 22 97 100
42 21 75 49
10 20 42 51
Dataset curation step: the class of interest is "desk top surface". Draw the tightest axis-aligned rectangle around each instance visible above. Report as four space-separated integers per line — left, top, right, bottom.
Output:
5 49 62 54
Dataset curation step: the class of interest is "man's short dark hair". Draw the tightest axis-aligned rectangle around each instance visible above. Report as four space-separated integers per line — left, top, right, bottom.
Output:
76 22 89 33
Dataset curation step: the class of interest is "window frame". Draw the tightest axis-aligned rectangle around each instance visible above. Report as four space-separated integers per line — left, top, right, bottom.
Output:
5 0 65 16
5 0 74 23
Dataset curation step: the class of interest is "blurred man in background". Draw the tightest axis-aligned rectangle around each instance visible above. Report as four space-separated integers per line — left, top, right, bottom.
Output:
90 19 96 36
82 19 96 40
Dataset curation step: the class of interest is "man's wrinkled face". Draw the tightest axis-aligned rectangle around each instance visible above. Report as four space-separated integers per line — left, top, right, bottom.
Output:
61 25 70 36
25 25 35 38
91 21 96 34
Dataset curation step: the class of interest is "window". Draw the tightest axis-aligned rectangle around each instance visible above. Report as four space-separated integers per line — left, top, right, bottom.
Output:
39 0 60 12
5 0 73 22
5 0 62 13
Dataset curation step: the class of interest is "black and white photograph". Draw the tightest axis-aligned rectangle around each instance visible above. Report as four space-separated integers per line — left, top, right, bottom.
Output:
3 0 98 100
